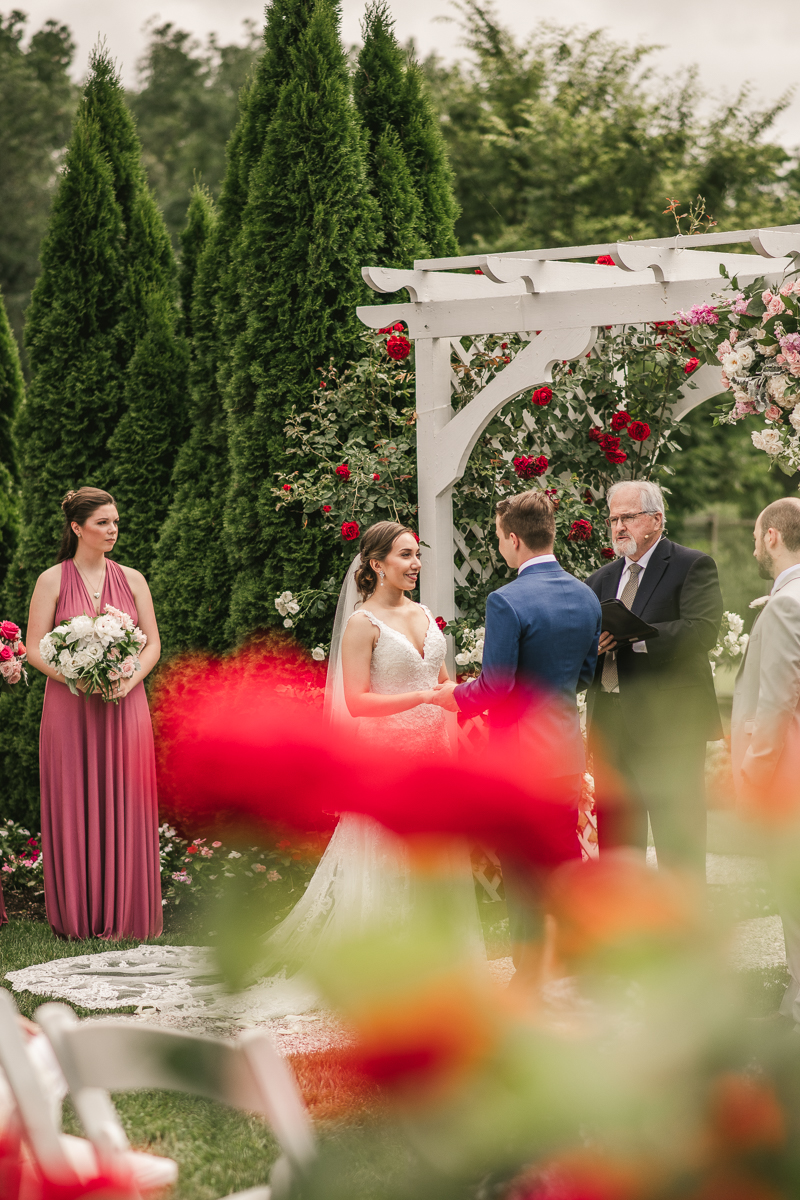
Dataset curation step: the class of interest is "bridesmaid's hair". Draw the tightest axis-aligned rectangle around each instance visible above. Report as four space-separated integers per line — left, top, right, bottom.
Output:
57 487 116 562
354 521 416 599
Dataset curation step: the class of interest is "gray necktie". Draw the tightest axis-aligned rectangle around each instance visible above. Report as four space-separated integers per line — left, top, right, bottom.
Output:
601 562 642 692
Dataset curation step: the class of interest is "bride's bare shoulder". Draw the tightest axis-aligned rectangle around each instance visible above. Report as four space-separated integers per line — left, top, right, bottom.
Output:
343 609 380 643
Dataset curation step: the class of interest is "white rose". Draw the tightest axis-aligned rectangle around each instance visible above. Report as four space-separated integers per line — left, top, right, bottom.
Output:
283 618 293 628
790 406 800 433
274 598 288 616
752 429 783 455
767 374 792 406
65 614 94 643
311 646 326 661
39 634 56 663
455 652 469 666
287 601 300 615
71 649 98 670
736 345 755 369
57 649 78 679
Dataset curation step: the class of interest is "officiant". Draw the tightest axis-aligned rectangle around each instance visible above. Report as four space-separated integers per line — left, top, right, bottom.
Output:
586 480 723 873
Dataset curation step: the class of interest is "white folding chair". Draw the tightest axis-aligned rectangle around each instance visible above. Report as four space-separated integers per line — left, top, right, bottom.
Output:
36 1001 316 1199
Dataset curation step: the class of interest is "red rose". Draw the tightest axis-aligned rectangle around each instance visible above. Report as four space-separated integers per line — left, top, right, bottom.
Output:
583 489 594 505
544 487 560 509
599 434 621 452
596 254 616 266
610 411 631 432
322 505 332 513
684 357 699 374
513 455 548 480
435 616 447 632
411 532 420 542
0 621 20 641
186 845 199 855
601 547 616 560
567 519 593 542
474 268 483 275
372 473 380 481
387 334 411 361
0 646 12 662
341 521 360 541
588 427 603 443
531 386 552 406
627 421 651 442
319 380 326 388
335 463 351 480
393 323 404 332
501 342 508 350
282 484 291 491
604 448 628 464
377 326 393 334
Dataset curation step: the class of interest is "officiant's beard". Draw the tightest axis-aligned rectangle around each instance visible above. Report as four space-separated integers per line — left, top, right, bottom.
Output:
612 531 638 557
755 546 775 580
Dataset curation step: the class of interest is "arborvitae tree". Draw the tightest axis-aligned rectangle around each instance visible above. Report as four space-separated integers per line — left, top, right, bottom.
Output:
399 59 459 258
354 1 427 267
0 287 22 588
0 49 184 823
224 0 379 641
177 183 214 339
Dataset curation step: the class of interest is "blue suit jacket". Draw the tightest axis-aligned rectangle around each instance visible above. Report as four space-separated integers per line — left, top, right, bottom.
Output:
454 561 602 776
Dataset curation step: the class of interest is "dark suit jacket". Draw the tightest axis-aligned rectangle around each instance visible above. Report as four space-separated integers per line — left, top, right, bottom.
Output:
586 538 723 744
454 561 602 776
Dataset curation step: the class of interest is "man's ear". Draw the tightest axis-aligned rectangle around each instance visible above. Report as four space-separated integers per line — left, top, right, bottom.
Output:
509 532 521 550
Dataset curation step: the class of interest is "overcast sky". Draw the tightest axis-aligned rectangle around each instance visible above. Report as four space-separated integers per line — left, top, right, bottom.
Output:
16 0 800 147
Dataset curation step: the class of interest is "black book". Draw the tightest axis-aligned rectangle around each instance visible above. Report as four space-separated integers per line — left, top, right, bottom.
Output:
600 598 659 643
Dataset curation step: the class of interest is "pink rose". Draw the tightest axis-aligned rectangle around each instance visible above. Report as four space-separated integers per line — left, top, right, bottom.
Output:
0 660 21 684
120 657 136 679
766 295 785 317
0 645 13 662
765 405 782 421
0 621 20 641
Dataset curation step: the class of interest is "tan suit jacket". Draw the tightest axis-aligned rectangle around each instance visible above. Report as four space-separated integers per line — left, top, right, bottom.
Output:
731 565 800 800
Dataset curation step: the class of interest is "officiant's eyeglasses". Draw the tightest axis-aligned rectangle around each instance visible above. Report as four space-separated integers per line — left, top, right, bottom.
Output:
604 512 652 527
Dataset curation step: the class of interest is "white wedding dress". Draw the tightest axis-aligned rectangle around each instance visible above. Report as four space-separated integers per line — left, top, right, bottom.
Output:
6 571 484 1023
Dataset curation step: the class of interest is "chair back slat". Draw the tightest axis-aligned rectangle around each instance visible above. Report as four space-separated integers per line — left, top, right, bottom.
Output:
0 991 77 1181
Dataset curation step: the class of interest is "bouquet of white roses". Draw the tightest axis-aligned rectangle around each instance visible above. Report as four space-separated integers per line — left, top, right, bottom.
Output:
40 604 146 703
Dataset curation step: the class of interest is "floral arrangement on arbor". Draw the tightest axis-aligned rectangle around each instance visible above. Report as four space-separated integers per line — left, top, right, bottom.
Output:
680 266 800 475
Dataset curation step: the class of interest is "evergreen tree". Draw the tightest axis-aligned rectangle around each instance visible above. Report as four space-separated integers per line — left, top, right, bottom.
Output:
0 286 22 588
177 183 214 339
355 1 426 267
224 0 379 641
0 49 184 823
400 59 459 258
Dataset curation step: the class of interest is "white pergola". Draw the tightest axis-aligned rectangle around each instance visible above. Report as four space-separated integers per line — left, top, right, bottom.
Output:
357 224 800 662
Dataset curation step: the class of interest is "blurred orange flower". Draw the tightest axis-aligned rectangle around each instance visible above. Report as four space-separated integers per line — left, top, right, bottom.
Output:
547 852 702 962
708 1072 786 1154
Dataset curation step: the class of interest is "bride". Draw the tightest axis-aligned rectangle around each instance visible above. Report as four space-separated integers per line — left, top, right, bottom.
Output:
6 522 483 1021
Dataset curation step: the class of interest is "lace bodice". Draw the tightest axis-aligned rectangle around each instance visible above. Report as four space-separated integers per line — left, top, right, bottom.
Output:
348 603 450 759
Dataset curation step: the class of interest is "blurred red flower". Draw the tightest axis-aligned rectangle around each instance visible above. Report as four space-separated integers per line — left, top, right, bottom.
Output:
601 548 615 560
513 455 548 480
567 519 592 542
583 489 594 504
596 254 616 266
684 357 700 374
598 434 620 452
282 484 291 491
322 505 332 513
604 448 628 464
434 616 447 632
588 427 603 443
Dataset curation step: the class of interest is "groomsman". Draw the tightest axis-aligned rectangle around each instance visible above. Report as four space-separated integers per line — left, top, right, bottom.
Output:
586 480 723 873
731 497 800 1022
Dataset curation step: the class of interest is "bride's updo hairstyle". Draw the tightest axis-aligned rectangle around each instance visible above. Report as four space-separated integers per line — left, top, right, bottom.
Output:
57 487 116 562
354 521 416 599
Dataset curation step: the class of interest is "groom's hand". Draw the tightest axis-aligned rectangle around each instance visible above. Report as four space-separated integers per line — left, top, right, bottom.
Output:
432 680 459 712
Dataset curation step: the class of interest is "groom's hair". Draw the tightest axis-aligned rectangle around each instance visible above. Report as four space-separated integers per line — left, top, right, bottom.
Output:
496 490 556 551
760 497 800 552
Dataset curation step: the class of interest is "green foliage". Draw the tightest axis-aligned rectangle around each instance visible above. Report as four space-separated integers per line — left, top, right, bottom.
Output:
355 2 426 268
399 58 460 259
177 184 214 339
0 286 22 585
127 21 263 244
224 0 379 642
422 4 799 253
0 11 77 350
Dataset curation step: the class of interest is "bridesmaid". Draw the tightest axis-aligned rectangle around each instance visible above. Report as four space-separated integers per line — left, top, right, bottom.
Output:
26 488 162 940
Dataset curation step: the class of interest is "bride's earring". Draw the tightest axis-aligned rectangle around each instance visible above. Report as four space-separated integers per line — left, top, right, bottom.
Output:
378 569 385 586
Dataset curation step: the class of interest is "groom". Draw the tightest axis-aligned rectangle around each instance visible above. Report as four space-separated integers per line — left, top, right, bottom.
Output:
433 490 602 959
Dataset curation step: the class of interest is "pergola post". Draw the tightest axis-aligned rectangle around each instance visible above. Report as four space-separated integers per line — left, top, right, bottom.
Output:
416 337 457 650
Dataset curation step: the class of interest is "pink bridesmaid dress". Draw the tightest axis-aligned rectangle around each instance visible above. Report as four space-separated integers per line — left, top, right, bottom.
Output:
39 558 162 940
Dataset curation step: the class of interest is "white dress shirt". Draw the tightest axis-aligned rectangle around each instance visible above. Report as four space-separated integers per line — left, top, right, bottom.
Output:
616 536 663 653
772 564 800 594
518 553 557 575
